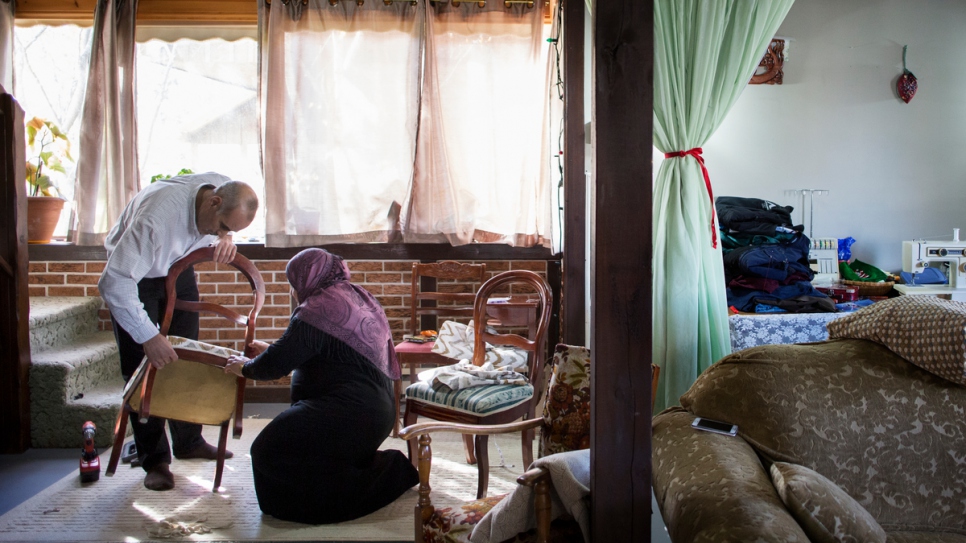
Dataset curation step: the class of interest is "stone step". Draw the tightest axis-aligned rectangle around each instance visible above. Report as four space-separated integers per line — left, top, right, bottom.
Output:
29 296 102 354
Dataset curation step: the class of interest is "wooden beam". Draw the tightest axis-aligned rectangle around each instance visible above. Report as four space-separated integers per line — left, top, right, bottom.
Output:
591 0 653 540
0 91 31 453
562 0 586 346
15 0 258 24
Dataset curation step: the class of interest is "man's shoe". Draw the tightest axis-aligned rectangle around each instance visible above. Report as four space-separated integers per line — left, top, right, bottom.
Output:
144 463 175 491
174 442 233 461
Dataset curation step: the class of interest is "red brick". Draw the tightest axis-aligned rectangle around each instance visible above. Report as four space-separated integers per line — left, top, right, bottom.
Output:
255 261 287 271
48 262 85 273
486 261 510 272
273 317 293 328
272 294 294 305
385 284 411 295
29 263 46 273
377 296 403 307
219 329 247 340
28 286 45 296
200 317 225 328
365 272 402 283
219 283 255 294
259 306 290 316
234 295 254 306
348 261 382 272
198 284 216 294
86 262 106 273
199 272 236 283
439 283 475 293
384 261 414 272
30 274 64 285
67 274 99 285
272 272 289 283
48 286 86 296
199 330 218 340
384 307 409 318
266 283 289 293
201 295 236 305
98 309 112 320
360 284 383 296
86 287 101 297
511 261 547 272
194 262 217 271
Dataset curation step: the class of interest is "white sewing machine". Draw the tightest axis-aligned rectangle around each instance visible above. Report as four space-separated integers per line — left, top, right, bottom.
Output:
896 228 966 302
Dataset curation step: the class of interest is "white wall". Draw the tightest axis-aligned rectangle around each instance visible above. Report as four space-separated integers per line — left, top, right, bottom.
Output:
659 0 966 273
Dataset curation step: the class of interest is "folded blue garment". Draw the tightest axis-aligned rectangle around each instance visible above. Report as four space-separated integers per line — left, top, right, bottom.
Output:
899 267 947 285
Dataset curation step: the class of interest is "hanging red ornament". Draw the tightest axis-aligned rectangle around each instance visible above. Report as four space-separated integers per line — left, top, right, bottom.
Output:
897 45 917 103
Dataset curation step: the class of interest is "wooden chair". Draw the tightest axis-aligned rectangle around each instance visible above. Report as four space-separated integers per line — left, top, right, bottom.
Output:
392 261 487 437
400 346 660 543
105 247 265 492
403 269 552 499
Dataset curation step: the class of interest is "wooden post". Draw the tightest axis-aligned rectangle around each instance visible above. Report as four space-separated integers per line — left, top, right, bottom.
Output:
0 90 30 453
563 0 586 347
591 0 653 541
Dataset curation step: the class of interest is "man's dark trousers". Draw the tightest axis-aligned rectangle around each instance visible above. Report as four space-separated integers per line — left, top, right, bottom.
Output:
111 267 205 472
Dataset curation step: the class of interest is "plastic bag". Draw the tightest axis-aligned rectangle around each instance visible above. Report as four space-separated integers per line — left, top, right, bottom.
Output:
839 259 889 283
838 236 856 261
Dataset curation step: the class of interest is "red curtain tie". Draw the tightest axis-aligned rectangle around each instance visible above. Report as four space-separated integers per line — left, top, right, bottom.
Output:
664 147 717 248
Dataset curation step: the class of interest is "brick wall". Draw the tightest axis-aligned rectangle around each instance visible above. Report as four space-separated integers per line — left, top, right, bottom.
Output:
28 259 548 388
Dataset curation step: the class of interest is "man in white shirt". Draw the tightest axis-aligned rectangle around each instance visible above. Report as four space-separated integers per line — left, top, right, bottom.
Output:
99 172 258 491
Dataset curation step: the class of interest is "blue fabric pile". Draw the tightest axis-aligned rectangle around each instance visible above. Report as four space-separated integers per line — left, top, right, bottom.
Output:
717 197 836 313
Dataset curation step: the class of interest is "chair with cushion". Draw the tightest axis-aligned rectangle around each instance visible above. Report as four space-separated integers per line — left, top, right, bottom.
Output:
403 269 552 500
105 247 265 492
400 345 660 542
393 261 487 436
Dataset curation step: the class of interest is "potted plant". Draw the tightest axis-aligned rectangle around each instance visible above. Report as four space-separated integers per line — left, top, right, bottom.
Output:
25 117 73 243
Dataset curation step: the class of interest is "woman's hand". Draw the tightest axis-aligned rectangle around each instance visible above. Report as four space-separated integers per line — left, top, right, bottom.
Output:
224 355 250 377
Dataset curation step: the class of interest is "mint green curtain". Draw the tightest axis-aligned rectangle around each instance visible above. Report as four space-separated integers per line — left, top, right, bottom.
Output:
652 0 794 412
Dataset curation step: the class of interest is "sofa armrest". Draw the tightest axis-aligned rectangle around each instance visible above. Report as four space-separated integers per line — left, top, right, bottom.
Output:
652 408 811 543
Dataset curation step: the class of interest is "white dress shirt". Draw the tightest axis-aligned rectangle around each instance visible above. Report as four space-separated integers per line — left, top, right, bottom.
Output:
99 172 230 344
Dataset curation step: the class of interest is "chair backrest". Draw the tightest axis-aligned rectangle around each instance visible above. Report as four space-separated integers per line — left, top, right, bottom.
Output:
409 261 486 336
130 247 266 434
161 247 266 358
471 269 552 395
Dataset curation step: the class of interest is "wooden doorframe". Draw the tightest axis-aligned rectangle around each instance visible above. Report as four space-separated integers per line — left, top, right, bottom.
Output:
590 1 654 540
0 90 31 453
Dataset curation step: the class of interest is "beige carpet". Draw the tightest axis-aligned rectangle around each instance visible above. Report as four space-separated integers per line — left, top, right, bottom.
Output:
0 418 531 542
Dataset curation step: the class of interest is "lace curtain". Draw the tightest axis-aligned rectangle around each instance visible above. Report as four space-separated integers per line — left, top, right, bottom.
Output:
259 0 551 247
70 0 140 245
652 0 795 412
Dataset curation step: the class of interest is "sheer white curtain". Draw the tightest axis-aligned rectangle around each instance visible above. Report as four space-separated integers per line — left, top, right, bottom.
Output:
651 0 794 412
409 1 551 246
260 0 423 247
0 0 13 91
70 0 140 246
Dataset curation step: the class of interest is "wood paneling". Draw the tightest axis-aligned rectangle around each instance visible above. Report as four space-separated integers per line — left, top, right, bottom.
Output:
591 0 653 540
0 91 31 453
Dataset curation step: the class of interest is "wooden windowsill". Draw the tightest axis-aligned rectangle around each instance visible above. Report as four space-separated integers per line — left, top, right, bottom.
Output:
28 242 560 262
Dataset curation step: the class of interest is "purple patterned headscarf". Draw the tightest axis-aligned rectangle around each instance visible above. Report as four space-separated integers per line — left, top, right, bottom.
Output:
286 249 400 380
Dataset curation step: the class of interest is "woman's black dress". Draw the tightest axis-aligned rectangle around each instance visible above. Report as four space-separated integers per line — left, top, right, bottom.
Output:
242 318 418 524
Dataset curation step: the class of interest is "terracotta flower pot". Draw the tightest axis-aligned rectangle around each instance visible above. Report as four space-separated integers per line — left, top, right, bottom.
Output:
27 196 66 244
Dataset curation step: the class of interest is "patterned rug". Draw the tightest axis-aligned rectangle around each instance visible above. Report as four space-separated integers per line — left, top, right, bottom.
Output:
0 418 530 542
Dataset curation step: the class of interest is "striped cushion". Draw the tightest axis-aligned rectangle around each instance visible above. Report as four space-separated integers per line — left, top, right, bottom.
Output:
405 381 533 416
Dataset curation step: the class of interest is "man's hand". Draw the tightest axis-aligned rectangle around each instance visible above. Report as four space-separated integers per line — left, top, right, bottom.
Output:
224 355 250 377
143 334 178 369
212 234 237 264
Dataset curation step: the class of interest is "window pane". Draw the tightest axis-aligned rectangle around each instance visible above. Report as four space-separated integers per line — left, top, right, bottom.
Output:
14 24 92 239
136 31 264 240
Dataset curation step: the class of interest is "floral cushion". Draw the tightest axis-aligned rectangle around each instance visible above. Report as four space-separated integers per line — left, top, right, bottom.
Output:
539 344 591 457
423 495 506 543
827 296 966 385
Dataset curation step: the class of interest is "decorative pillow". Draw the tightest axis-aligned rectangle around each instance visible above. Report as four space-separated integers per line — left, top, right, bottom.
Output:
770 462 886 543
539 344 591 457
826 296 966 385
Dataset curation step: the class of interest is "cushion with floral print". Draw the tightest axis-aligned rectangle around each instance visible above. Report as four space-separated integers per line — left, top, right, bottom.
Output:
539 344 591 457
422 495 506 543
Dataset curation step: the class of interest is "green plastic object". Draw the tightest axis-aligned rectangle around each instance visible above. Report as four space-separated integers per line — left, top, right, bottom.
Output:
839 259 889 282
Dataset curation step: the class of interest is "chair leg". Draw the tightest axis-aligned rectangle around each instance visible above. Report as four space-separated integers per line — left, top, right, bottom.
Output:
392 379 402 438
106 404 130 476
404 404 419 464
212 421 229 492
462 434 477 465
522 426 534 470
475 435 489 499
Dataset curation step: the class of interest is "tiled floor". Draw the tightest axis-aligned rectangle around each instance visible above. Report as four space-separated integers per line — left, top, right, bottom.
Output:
0 402 673 541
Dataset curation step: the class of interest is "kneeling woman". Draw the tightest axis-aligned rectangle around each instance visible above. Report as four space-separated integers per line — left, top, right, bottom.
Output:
225 248 417 524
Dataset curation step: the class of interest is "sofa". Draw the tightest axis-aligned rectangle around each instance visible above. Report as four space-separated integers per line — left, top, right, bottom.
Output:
652 296 966 543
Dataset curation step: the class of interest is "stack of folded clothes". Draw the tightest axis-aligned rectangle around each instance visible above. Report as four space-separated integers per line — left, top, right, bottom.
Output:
716 196 836 313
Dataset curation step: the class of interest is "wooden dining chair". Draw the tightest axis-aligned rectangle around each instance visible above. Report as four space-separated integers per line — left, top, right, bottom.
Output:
105 247 265 492
392 261 487 436
403 269 552 499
